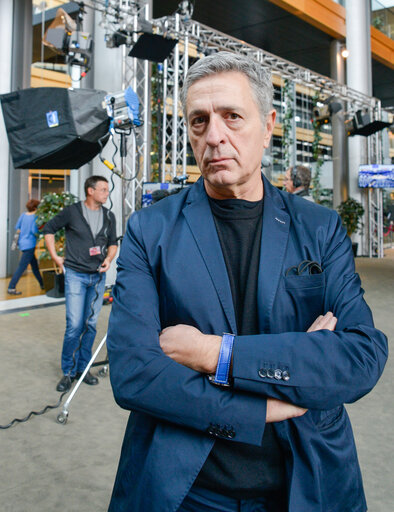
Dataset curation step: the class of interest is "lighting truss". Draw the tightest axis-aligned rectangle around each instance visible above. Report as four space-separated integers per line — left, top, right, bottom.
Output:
153 17 380 114
78 3 386 258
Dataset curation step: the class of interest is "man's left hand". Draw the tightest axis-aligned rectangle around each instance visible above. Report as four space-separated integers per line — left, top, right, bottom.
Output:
99 257 111 272
159 325 221 373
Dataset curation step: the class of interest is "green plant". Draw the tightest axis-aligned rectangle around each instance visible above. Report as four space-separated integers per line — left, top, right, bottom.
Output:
282 79 294 170
36 191 78 260
311 90 324 203
372 14 384 31
337 197 365 237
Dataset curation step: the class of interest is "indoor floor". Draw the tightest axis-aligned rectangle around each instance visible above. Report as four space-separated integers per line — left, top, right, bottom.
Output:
0 252 393 512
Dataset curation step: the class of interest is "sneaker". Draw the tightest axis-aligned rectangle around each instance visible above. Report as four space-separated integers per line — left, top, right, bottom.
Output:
8 288 22 295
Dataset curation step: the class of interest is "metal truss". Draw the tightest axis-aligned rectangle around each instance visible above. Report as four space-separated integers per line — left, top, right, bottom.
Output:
154 17 380 113
152 15 387 257
368 188 384 258
153 16 383 182
160 14 189 181
101 1 151 230
92 5 386 260
366 102 384 258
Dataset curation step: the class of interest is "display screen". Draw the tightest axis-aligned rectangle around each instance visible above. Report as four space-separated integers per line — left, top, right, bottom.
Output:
358 164 394 188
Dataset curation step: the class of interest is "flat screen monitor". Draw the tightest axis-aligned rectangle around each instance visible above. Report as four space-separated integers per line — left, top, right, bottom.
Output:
358 164 394 188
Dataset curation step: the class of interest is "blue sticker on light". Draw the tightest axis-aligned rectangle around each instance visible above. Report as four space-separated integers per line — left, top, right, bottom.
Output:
46 111 59 128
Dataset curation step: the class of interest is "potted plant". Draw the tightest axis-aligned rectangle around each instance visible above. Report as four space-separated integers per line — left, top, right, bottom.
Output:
337 197 365 257
36 191 77 295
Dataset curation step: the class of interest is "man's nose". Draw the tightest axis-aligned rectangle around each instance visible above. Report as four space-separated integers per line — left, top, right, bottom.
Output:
205 116 225 147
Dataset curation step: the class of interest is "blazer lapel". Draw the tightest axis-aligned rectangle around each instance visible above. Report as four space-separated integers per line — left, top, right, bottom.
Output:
182 180 237 334
258 176 290 333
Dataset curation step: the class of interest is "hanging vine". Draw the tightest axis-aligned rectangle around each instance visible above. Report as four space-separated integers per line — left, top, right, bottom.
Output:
311 90 324 203
150 63 161 182
282 79 293 170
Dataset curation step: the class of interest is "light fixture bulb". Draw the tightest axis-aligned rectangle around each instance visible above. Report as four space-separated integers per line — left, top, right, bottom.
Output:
341 48 349 59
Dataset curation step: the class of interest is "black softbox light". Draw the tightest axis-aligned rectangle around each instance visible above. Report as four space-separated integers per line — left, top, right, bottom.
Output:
129 33 178 62
0 87 110 169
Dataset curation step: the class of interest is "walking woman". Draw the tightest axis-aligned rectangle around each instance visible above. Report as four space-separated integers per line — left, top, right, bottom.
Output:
8 199 44 295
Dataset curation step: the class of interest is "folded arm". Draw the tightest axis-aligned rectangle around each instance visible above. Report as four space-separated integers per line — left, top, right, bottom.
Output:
230 214 387 410
159 313 337 422
108 213 269 445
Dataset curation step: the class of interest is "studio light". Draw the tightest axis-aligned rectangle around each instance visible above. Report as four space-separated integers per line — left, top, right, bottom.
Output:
129 33 178 62
42 6 92 71
345 110 392 137
312 96 343 126
0 88 110 169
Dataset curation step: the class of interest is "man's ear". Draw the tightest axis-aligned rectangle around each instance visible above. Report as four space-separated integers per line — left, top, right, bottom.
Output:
262 109 276 149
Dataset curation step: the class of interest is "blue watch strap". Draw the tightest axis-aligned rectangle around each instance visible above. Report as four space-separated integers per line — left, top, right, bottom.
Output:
213 333 235 385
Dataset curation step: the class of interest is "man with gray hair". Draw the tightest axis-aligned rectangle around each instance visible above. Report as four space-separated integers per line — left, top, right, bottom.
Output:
107 51 387 511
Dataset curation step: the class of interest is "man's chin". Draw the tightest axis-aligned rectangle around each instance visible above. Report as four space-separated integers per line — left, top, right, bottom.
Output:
203 168 237 187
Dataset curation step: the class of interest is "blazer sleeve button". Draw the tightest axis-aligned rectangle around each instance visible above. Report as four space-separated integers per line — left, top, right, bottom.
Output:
267 368 275 378
207 423 216 435
274 369 282 380
226 429 235 439
282 370 290 381
258 368 267 378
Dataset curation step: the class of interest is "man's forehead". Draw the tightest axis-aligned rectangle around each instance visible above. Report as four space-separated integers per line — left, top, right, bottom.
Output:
92 183 108 189
187 70 251 95
186 71 256 112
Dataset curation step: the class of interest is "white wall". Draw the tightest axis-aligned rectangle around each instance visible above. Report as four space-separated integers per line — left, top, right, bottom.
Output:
0 1 13 278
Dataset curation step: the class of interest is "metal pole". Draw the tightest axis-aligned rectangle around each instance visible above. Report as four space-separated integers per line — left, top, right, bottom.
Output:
121 44 128 232
330 39 348 208
171 14 180 178
182 33 189 176
57 334 107 424
143 1 150 182
120 132 127 234
161 57 168 182
346 0 372 256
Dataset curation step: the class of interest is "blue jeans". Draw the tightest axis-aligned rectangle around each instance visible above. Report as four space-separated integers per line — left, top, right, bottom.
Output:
9 247 43 289
61 267 106 376
178 486 286 512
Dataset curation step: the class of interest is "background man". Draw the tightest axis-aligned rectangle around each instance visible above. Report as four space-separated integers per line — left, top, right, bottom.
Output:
283 164 313 200
44 176 117 392
107 52 387 511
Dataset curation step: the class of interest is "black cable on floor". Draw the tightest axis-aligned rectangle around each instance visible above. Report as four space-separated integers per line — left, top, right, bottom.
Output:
0 274 105 430
0 392 68 430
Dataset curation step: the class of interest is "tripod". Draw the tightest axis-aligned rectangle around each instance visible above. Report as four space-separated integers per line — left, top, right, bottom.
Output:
56 334 108 424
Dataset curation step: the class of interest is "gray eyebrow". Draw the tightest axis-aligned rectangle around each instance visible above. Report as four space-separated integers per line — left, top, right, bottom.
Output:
188 105 245 121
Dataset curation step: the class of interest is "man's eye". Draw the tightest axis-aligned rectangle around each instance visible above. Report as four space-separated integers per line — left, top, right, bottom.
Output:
191 116 206 126
228 113 240 120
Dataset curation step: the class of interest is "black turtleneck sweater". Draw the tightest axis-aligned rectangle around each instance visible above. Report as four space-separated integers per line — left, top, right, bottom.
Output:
195 196 286 500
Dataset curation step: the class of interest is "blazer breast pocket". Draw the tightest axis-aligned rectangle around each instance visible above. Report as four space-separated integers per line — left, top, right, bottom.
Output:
279 273 326 331
284 272 325 290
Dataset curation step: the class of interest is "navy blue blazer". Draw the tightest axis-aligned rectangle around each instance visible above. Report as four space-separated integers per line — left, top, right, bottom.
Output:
107 175 387 512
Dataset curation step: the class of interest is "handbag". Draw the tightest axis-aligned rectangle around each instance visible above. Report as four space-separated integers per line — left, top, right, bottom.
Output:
11 231 20 251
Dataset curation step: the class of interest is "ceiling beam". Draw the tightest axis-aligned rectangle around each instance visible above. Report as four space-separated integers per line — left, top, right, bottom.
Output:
267 0 394 69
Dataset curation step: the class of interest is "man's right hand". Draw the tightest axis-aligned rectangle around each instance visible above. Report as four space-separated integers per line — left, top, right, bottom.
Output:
44 234 64 272
266 311 338 423
53 256 64 272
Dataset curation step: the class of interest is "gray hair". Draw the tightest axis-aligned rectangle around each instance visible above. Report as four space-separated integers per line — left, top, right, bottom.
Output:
180 51 273 122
